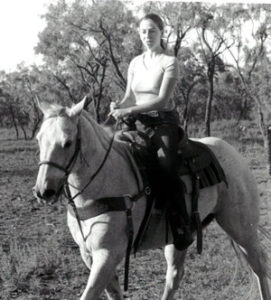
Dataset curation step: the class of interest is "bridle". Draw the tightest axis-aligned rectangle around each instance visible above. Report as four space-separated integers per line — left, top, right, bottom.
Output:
37 113 115 240
39 121 81 177
38 117 82 202
38 116 115 202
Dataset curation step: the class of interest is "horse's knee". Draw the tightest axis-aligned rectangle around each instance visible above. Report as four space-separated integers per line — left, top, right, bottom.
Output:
248 247 269 276
164 245 187 290
80 248 92 269
166 265 185 290
105 274 123 300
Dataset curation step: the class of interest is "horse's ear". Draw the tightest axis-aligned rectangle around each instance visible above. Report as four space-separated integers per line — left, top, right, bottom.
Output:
35 97 50 116
69 96 89 117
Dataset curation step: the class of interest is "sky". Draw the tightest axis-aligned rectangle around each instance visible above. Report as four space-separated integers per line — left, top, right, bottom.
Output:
0 0 54 72
0 0 271 73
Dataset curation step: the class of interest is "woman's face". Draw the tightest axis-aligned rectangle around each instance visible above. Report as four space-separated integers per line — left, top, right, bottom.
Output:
138 19 162 51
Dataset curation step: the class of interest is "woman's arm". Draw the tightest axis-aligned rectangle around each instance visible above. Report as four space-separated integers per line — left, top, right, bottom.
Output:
129 76 177 113
110 59 135 112
110 56 179 119
110 75 177 119
117 69 134 107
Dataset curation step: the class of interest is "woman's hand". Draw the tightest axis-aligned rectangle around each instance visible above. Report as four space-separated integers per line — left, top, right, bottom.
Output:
110 101 119 111
108 107 132 120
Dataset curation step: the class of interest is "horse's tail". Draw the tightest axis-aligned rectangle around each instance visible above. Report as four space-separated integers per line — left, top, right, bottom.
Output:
231 239 271 299
217 241 240 299
259 225 271 279
230 227 271 279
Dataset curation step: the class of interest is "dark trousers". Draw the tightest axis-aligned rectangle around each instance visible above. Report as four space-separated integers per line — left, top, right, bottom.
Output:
150 124 189 223
122 112 189 222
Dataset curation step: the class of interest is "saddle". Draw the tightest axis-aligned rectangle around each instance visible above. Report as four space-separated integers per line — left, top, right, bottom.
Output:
115 129 227 254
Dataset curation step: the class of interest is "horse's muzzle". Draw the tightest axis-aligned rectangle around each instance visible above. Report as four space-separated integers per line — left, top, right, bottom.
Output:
32 185 56 202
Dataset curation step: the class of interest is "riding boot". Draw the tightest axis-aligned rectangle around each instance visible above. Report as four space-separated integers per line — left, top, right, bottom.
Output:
168 177 193 251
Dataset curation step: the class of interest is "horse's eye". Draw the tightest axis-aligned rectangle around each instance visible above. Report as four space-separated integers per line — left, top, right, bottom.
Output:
63 140 72 148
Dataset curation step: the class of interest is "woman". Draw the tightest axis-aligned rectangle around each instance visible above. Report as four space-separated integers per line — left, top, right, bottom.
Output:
110 13 193 250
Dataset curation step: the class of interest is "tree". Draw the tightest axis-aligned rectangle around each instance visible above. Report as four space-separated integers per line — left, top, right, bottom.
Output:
193 4 236 136
0 67 42 140
36 0 139 122
222 4 271 169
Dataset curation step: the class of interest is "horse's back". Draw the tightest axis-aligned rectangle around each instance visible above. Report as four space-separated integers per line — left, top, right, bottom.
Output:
199 137 260 232
198 137 250 171
199 136 258 198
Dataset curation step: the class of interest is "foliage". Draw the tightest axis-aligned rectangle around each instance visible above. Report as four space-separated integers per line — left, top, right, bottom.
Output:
35 0 139 121
0 67 42 139
0 1 270 143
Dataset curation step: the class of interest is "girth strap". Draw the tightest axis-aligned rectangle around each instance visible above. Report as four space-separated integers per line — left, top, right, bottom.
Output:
67 192 145 220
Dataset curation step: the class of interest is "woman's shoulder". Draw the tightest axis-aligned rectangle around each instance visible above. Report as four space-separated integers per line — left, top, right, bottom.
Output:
128 54 143 74
160 54 178 73
130 54 144 65
160 53 178 65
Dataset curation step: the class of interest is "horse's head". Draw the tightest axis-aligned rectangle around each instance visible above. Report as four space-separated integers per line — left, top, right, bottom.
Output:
34 97 88 202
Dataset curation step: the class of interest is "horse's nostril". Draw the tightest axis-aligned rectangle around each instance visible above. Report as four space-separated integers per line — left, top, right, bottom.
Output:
36 190 42 198
43 189 56 199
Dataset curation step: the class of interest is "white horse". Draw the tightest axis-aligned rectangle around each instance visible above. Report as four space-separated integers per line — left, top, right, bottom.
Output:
34 98 271 300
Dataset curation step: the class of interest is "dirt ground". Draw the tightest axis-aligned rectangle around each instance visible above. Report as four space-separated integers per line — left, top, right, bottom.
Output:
0 131 270 300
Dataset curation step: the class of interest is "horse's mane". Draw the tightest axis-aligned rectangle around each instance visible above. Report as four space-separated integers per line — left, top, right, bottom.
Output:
80 110 117 150
44 104 128 156
43 103 67 119
80 110 133 159
82 110 111 137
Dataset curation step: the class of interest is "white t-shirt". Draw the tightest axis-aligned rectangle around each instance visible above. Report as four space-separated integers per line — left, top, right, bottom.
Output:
128 53 179 112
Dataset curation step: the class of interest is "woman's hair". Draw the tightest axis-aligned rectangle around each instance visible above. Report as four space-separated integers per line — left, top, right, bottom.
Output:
138 13 166 50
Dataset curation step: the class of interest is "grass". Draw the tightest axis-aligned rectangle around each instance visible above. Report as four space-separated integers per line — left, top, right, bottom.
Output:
0 240 59 299
0 120 270 299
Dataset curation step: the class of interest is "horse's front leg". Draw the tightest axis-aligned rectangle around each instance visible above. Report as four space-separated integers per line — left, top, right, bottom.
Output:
79 214 127 300
104 272 124 300
79 244 123 299
162 244 187 300
80 247 124 300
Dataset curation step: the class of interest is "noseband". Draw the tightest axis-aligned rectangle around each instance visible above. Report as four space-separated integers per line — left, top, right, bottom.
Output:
38 123 81 176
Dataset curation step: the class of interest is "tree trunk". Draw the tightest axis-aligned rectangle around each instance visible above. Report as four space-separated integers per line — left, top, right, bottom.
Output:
30 102 42 139
30 119 41 140
204 77 214 137
8 104 19 140
267 125 271 174
19 122 28 140
183 97 189 133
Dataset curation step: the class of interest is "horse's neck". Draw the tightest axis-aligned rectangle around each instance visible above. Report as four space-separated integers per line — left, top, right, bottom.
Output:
69 114 142 206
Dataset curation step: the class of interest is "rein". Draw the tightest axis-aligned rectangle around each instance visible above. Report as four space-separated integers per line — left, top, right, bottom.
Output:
64 131 115 241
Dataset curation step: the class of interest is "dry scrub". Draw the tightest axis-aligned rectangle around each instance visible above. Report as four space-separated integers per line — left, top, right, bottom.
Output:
0 123 270 300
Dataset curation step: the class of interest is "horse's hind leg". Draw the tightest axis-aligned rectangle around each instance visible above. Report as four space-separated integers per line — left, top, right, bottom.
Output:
216 210 271 299
233 240 271 300
104 273 123 300
162 244 187 300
